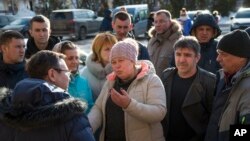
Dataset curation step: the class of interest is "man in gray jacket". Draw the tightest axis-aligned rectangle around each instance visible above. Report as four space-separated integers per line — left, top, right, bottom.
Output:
161 36 216 141
205 30 250 141
148 9 182 77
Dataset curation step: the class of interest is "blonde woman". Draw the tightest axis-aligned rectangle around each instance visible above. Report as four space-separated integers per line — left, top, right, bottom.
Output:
80 32 118 101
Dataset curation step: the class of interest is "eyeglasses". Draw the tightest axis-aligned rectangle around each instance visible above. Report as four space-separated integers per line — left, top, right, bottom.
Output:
53 68 71 77
153 20 169 25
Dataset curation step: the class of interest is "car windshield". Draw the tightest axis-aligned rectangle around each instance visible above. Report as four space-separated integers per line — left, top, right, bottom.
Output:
10 18 28 25
235 10 250 18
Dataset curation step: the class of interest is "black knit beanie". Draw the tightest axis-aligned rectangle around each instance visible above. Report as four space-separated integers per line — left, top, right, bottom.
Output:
190 14 221 38
217 30 250 58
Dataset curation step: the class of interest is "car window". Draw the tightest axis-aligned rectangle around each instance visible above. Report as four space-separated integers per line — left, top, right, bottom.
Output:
74 11 88 19
87 11 95 18
235 10 250 18
52 12 72 20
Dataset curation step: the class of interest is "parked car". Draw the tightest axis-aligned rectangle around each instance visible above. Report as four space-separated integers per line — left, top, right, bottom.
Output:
230 7 250 31
112 4 148 38
50 9 103 40
0 15 16 28
1 17 32 38
187 9 211 21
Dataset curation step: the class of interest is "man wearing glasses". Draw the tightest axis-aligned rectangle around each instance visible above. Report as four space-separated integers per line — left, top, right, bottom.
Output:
147 9 183 77
0 50 95 141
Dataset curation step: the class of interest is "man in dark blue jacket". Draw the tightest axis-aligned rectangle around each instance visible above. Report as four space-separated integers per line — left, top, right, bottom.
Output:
190 14 221 74
0 50 95 141
0 30 28 89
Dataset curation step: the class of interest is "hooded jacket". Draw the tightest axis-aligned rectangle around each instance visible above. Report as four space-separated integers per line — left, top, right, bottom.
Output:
88 60 166 141
99 9 113 32
25 36 60 59
0 78 95 141
147 20 182 76
190 14 222 73
0 57 28 89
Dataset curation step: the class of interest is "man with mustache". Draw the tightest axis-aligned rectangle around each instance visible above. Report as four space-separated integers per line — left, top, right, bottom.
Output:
161 36 216 141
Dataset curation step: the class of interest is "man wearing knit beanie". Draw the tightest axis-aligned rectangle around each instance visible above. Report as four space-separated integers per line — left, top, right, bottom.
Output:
205 30 250 141
190 14 221 74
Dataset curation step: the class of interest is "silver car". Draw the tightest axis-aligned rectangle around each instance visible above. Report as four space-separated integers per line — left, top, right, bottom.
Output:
50 9 103 40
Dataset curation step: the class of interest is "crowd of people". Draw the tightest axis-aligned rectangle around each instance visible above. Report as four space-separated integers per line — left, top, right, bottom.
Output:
0 6 250 141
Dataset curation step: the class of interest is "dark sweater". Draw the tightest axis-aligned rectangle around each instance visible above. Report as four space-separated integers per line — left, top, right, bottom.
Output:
105 77 136 141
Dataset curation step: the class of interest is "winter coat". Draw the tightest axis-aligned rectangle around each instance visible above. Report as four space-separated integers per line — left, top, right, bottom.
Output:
25 36 60 59
147 20 183 77
0 57 28 89
68 72 94 114
198 39 221 74
80 53 112 101
0 78 95 141
99 9 113 32
88 60 166 141
205 61 250 141
161 67 216 141
190 14 221 38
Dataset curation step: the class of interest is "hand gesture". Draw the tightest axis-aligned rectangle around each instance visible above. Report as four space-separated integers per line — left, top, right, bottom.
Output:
110 88 131 109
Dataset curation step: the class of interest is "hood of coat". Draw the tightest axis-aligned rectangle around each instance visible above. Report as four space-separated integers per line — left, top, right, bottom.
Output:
85 53 112 79
107 60 156 81
0 78 87 130
148 19 183 41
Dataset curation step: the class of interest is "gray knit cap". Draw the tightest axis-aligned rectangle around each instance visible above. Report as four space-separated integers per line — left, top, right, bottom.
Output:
109 38 138 63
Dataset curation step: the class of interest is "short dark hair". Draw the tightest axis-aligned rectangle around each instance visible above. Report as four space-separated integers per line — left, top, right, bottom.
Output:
29 15 50 29
0 30 24 45
113 11 131 23
26 50 66 79
174 36 200 55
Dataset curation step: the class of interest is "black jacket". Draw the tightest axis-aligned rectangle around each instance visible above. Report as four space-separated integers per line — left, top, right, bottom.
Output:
0 78 95 141
0 57 28 89
198 39 221 74
25 36 60 59
161 67 216 141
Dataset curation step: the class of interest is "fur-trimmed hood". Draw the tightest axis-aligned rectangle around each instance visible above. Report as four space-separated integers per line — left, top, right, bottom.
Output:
0 78 87 131
148 19 182 40
85 53 112 79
